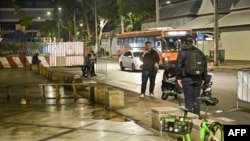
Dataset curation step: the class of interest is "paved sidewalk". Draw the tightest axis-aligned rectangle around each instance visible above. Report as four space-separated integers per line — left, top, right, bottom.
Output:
0 69 172 141
1 60 250 141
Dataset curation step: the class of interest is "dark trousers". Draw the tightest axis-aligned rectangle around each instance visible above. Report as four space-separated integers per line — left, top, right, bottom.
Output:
141 68 158 94
91 62 95 75
182 78 202 115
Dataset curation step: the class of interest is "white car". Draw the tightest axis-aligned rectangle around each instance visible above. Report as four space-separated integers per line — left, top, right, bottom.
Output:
119 50 143 71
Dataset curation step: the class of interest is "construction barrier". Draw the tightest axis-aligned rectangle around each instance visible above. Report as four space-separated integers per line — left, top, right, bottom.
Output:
0 42 87 69
237 69 250 102
0 56 50 69
230 68 250 112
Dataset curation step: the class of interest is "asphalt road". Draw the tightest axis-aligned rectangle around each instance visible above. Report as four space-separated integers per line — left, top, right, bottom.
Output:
49 59 250 125
92 59 250 125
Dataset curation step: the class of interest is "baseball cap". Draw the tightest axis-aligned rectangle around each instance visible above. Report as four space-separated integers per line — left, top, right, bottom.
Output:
186 38 193 42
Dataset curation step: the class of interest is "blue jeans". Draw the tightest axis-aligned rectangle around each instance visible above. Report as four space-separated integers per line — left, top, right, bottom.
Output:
182 77 202 115
141 67 158 94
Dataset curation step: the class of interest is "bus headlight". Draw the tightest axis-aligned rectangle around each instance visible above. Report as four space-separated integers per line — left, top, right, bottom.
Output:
164 57 169 62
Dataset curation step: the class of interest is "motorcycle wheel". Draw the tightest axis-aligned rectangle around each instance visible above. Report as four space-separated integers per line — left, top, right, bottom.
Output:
82 65 91 77
174 95 179 99
161 92 169 100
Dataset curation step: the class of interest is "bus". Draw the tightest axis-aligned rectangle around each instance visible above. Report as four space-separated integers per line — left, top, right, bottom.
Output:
117 27 192 67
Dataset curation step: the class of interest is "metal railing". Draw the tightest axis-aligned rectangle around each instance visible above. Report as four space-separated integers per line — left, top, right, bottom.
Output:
96 58 108 79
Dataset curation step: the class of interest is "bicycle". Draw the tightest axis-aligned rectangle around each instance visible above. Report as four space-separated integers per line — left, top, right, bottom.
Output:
160 96 224 141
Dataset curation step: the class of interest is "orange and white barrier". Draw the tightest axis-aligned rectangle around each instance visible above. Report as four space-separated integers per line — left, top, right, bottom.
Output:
25 56 50 67
0 56 50 69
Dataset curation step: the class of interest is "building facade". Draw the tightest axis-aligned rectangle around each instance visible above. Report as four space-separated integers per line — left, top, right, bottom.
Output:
0 0 54 38
142 0 250 61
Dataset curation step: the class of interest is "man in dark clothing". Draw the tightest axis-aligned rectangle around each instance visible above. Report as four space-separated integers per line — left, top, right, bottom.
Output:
176 38 207 116
32 53 41 65
88 51 97 76
140 41 160 98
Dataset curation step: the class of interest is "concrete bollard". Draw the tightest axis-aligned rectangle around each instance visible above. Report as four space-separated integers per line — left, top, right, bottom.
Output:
151 107 179 131
30 64 38 71
105 88 124 108
37 66 48 76
47 71 63 81
94 86 108 104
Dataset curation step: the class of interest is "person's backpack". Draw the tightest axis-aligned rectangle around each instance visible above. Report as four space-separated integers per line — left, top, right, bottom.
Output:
184 47 206 75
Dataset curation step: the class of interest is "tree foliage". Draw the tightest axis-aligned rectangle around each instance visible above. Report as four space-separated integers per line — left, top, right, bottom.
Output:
19 16 32 28
39 0 155 47
119 0 155 31
38 20 57 38
11 0 33 28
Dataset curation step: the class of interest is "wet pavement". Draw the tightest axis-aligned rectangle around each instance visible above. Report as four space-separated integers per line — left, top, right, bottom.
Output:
0 69 171 141
1 60 250 141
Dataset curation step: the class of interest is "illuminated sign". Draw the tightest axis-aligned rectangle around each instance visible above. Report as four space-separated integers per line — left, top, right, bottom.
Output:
165 31 190 36
197 33 204 41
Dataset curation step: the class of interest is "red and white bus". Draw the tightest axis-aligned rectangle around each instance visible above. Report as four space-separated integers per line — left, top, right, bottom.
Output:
117 27 192 67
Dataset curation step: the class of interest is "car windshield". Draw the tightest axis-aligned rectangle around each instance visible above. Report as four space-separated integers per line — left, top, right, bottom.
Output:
133 52 142 57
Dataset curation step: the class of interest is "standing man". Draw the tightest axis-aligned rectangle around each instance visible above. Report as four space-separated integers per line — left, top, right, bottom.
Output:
140 41 159 98
176 38 207 116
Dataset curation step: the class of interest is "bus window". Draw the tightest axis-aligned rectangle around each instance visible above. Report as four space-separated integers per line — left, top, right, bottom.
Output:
137 37 144 49
155 41 161 52
124 38 129 45
161 38 167 51
129 38 134 48
144 37 153 44
118 39 123 45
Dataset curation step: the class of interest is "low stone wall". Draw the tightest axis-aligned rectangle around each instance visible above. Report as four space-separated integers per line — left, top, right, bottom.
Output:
30 67 125 108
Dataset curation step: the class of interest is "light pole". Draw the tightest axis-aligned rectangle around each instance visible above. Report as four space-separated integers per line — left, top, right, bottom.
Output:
214 0 219 66
73 11 77 41
57 7 61 42
95 0 98 53
156 0 160 27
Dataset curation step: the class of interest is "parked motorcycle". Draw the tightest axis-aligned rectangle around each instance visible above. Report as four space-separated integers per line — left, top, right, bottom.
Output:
161 65 182 100
161 65 214 101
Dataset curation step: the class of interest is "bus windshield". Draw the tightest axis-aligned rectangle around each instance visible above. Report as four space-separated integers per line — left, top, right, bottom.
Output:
161 36 185 51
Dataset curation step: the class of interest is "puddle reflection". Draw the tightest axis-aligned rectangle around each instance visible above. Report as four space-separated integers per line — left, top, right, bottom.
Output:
91 104 130 122
41 85 130 122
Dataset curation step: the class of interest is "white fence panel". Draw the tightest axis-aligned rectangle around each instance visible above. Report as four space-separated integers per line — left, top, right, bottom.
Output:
48 42 85 67
237 69 250 102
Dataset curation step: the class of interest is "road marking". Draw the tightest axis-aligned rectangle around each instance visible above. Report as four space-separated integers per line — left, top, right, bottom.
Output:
216 117 235 123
